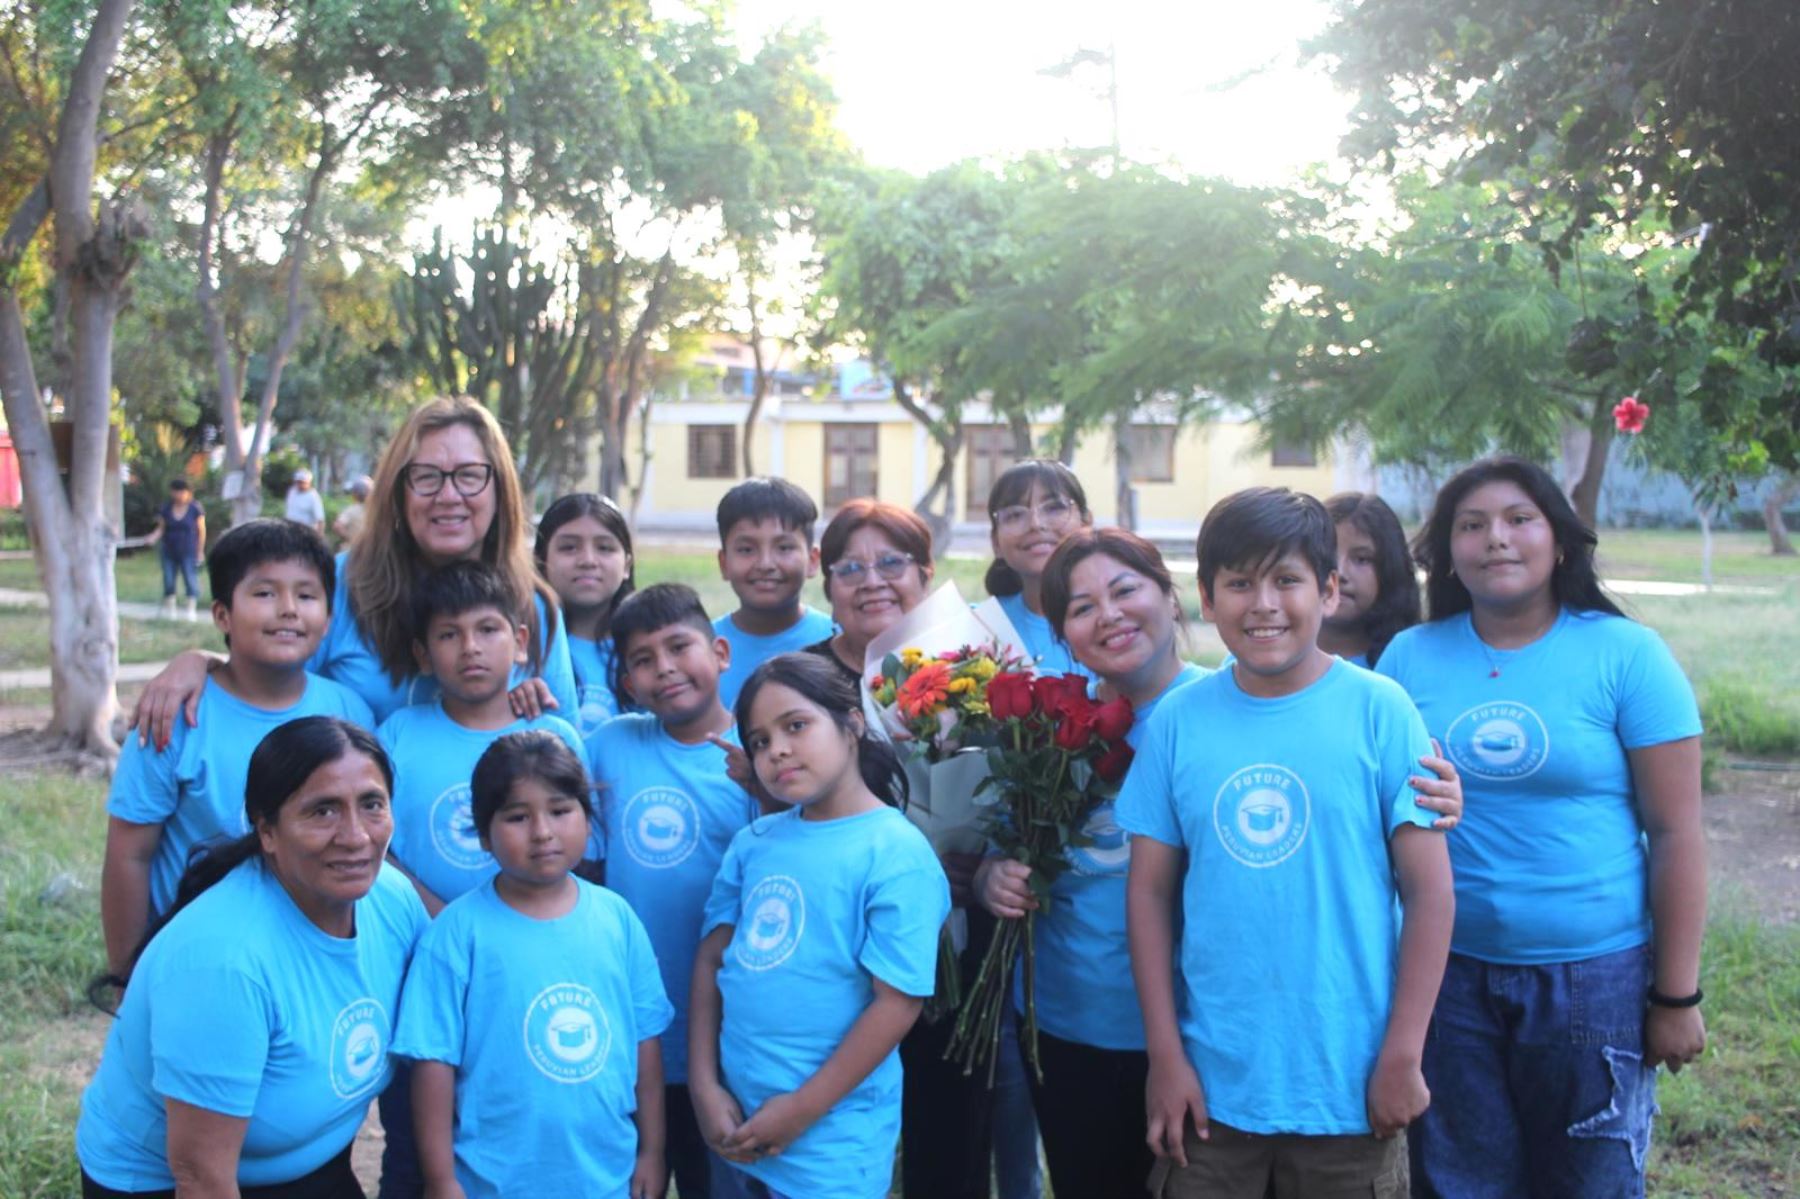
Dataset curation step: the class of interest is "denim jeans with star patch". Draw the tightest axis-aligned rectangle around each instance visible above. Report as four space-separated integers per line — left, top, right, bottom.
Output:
1411 945 1659 1199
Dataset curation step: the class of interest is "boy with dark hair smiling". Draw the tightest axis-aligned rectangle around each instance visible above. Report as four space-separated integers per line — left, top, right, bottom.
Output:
100 519 372 975
711 478 833 708
1118 487 1454 1198
377 561 583 915
588 583 759 1199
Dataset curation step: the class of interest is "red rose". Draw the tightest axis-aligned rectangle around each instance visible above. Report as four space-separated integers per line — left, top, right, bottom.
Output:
1093 741 1135 783
1053 705 1096 750
988 672 1036 721
1033 673 1092 719
1091 696 1133 743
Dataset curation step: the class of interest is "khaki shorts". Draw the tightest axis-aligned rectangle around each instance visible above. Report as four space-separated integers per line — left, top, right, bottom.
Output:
1146 1121 1408 1199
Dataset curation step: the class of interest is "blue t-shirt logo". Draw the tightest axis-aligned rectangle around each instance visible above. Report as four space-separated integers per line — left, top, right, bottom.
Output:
1067 803 1130 877
429 783 488 870
579 684 612 731
1447 701 1551 780
329 998 389 1100
1213 764 1311 868
622 787 701 869
525 983 614 1084
736 875 805 971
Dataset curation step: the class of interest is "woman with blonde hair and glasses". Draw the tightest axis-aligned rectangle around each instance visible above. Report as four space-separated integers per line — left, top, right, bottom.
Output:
132 397 577 738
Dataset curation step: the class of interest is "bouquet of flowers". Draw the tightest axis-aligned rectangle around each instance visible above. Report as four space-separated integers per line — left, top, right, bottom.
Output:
870 641 1027 1020
947 671 1135 1082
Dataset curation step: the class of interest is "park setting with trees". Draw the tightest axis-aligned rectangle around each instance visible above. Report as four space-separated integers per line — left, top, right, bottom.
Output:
1 1 1797 1196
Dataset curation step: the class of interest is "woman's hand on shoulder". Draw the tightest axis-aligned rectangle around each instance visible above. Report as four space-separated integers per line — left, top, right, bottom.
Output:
974 856 1035 919
1411 739 1463 831
129 650 222 750
506 677 556 720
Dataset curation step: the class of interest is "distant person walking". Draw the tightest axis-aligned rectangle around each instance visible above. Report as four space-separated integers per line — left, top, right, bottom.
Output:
333 475 372 548
285 467 325 533
147 478 205 621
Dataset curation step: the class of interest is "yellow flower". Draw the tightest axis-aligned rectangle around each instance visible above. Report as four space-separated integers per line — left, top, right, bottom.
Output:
946 676 977 695
900 647 925 670
966 657 999 681
964 699 991 717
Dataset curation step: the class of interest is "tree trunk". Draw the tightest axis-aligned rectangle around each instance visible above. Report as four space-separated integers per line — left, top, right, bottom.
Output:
1763 474 1798 556
1007 407 1034 458
742 272 771 476
1568 397 1614 529
196 126 247 494
0 0 137 762
234 136 337 525
1694 491 1716 589
892 378 960 546
1112 407 1137 531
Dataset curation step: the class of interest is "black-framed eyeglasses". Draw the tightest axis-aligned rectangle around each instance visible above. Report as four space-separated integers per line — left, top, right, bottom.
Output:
402 463 494 498
827 551 916 584
993 497 1077 532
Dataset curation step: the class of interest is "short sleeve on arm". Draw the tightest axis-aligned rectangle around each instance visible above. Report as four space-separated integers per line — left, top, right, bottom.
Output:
107 727 183 823
391 922 471 1068
701 835 747 937
857 837 951 997
622 907 675 1040
1379 690 1439 837
1614 625 1702 749
148 963 274 1117
1115 703 1184 848
537 598 581 721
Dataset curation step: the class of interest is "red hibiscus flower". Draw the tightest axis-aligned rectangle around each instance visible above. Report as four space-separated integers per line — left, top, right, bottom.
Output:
1091 696 1133 743
1094 741 1136 783
988 672 1036 721
1613 395 1650 434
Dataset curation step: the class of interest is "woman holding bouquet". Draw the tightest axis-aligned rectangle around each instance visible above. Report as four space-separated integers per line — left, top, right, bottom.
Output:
977 528 1465 1197
802 499 994 1199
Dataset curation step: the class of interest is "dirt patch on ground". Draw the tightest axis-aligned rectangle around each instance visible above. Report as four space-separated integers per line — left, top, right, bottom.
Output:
1706 760 1800 924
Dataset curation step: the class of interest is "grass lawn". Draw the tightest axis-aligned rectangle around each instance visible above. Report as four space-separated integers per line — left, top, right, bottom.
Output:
0 609 220 675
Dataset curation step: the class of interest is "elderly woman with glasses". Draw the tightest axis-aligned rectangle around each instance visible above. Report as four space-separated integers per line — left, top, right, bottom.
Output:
802 498 935 685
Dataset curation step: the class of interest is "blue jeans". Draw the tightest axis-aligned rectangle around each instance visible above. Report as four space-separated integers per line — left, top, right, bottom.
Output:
1412 946 1659 1199
160 552 200 599
992 1005 1043 1199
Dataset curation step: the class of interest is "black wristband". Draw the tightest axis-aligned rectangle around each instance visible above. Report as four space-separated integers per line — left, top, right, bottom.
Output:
1647 986 1704 1008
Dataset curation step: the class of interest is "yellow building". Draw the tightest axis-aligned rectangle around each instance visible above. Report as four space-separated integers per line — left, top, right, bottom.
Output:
608 338 1364 540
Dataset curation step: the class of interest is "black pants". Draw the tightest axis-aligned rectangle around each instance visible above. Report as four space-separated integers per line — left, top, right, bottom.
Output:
900 908 1001 1199
1028 1028 1154 1199
82 1143 361 1199
666 1082 712 1198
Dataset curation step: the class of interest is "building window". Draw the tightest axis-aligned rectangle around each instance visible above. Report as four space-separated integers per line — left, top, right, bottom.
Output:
1123 423 1175 483
688 425 737 479
824 424 879 507
966 425 1016 521
1271 439 1318 468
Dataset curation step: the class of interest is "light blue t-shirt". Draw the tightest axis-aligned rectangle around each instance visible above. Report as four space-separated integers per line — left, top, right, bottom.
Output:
378 701 585 905
1377 608 1701 964
1018 662 1209 1051
108 675 374 915
392 879 672 1199
77 861 427 1190
1116 660 1437 1135
588 713 756 1083
1343 652 1372 670
309 551 579 723
704 806 950 1199
712 606 835 709
994 591 1096 681
568 634 622 741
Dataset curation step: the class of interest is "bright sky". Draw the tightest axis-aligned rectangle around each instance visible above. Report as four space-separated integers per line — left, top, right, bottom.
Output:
734 0 1351 185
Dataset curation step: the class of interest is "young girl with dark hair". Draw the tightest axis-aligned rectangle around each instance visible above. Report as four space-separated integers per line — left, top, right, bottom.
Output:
984 459 1095 679
77 717 427 1199
1377 456 1707 1196
1318 492 1421 668
689 654 950 1199
394 731 672 1199
536 493 637 738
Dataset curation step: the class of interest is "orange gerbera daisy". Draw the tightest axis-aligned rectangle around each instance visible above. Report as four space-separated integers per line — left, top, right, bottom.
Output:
896 661 952 719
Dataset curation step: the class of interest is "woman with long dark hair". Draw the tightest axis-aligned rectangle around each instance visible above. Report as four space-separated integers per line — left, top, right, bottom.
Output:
77 717 428 1198
1318 492 1421 668
1377 456 1706 1197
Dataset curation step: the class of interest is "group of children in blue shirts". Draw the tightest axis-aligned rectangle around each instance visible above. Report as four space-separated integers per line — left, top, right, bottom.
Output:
89 455 1704 1199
